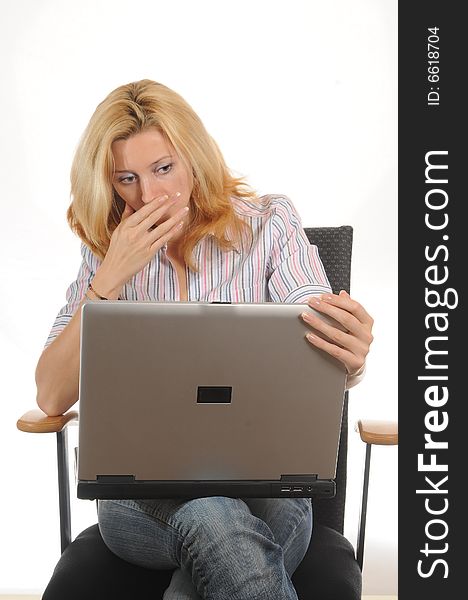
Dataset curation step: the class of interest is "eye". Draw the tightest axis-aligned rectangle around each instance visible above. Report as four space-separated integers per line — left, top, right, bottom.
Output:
117 174 137 184
155 163 173 176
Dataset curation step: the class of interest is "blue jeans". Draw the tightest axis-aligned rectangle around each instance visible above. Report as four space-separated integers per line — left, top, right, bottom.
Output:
98 496 312 600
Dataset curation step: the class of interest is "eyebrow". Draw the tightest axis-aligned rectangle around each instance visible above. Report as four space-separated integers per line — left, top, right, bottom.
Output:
114 155 173 174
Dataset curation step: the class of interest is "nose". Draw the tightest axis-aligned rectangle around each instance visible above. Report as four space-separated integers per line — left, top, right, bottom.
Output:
140 176 166 204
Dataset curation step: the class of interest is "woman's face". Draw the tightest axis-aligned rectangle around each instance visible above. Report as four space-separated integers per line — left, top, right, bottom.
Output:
111 128 193 217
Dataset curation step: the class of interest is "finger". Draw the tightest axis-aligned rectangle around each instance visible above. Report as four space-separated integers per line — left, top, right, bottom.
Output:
319 291 374 327
152 220 186 250
121 202 135 222
126 193 173 227
306 296 363 338
301 309 368 355
137 194 184 233
148 206 190 246
307 297 373 343
305 332 363 375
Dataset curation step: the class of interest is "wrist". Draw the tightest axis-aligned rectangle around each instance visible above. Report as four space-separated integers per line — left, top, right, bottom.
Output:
345 362 366 390
86 283 110 301
348 362 366 378
90 270 124 301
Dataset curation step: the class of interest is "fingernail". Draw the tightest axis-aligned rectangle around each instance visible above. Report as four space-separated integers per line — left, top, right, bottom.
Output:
307 333 318 341
175 192 181 198
158 194 169 202
321 294 333 301
309 297 321 306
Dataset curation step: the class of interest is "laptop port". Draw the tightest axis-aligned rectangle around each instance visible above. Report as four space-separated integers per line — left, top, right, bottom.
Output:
293 487 304 492
281 486 292 492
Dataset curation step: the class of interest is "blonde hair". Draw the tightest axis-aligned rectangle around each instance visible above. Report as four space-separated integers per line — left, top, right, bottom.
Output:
67 79 257 269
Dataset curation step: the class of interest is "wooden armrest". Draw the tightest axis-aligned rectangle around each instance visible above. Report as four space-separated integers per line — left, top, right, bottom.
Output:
17 409 79 433
355 419 398 446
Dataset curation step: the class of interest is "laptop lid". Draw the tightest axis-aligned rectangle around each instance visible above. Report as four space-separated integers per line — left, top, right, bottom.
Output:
77 301 347 500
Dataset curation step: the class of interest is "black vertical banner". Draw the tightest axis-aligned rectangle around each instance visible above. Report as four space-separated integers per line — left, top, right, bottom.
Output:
399 2 465 598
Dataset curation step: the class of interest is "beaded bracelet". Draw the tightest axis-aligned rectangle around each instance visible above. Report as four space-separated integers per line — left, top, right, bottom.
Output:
86 282 109 301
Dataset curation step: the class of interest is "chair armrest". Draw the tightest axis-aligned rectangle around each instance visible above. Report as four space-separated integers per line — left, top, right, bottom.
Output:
356 419 398 446
17 409 79 433
17 408 79 552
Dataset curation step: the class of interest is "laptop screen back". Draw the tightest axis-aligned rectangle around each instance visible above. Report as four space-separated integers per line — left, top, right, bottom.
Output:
78 302 347 484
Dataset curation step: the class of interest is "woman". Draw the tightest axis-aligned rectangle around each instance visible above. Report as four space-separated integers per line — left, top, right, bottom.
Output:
36 79 373 600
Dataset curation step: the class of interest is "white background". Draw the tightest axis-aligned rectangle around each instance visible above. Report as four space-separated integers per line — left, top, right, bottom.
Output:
0 0 397 595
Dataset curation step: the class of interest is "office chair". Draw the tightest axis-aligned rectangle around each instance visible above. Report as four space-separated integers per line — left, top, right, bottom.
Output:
17 226 398 599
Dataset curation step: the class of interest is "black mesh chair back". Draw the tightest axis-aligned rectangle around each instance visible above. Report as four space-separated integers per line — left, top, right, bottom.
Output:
42 225 360 600
304 226 353 533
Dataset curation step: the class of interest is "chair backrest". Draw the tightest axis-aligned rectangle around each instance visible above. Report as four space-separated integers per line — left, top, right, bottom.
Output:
303 226 353 534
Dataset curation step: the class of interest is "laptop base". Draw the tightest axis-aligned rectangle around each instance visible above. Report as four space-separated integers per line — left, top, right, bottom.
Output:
77 478 336 500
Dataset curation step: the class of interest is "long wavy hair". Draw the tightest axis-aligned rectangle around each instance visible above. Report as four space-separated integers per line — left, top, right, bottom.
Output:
67 79 257 269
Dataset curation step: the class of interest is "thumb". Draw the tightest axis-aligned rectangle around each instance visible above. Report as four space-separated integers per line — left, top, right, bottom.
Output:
121 202 135 222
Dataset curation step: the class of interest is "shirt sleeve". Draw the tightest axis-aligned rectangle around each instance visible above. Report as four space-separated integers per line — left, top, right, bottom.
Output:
266 196 332 303
44 243 98 348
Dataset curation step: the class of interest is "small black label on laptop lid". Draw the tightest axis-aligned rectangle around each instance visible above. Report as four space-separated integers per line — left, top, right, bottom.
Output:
197 386 232 403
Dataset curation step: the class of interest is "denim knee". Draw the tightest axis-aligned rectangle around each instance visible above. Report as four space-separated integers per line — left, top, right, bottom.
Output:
174 497 288 591
172 496 267 542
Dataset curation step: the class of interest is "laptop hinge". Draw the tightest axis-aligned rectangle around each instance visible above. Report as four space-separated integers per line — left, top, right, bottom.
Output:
96 475 136 483
280 474 318 481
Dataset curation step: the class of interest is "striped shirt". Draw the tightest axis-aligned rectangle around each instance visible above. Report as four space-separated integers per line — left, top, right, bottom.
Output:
45 194 331 347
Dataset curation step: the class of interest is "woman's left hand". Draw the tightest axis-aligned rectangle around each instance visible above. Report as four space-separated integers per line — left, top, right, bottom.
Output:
301 291 374 376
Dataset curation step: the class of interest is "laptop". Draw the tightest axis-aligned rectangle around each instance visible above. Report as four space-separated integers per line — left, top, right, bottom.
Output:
77 301 347 500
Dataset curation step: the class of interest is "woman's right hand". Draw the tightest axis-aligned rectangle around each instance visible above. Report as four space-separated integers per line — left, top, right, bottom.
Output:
92 193 189 298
